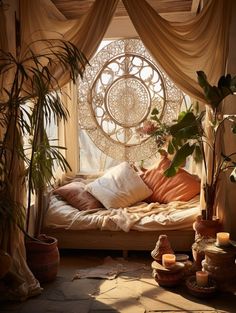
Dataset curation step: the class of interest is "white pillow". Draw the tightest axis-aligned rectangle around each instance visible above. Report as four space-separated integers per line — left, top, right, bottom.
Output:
85 162 153 209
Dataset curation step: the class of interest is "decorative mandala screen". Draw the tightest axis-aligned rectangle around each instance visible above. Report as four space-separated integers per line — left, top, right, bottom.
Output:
78 39 186 162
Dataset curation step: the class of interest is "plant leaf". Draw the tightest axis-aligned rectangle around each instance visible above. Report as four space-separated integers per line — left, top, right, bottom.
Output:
164 143 195 177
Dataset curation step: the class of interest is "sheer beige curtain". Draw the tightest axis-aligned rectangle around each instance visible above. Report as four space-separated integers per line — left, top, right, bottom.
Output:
0 4 41 301
59 81 79 176
20 0 119 87
122 0 232 101
20 0 119 173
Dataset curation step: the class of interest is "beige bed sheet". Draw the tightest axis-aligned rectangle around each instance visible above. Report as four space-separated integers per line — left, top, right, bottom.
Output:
44 195 200 232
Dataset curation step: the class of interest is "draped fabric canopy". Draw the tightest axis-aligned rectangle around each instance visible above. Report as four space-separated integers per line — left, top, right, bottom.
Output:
122 0 231 102
20 0 120 88
1 0 233 299
20 0 232 101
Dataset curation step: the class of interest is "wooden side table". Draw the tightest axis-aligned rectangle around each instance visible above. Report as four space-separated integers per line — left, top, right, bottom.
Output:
202 242 236 289
151 261 185 287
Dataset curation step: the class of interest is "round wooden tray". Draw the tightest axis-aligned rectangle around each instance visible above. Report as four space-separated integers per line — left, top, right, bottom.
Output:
152 261 185 273
186 275 217 298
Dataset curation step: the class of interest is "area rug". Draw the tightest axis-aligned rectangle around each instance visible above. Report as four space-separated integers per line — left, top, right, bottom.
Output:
73 256 149 280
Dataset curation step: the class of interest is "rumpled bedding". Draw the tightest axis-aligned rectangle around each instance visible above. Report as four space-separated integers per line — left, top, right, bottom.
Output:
44 194 200 232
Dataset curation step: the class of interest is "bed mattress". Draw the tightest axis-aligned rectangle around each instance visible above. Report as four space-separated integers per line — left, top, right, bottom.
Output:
44 195 200 232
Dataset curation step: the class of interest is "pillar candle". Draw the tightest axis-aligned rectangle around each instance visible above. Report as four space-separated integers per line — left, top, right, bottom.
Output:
162 254 176 268
216 232 230 246
196 271 208 287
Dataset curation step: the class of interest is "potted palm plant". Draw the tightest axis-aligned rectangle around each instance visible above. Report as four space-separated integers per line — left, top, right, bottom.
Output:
0 39 88 282
140 71 236 237
165 72 236 222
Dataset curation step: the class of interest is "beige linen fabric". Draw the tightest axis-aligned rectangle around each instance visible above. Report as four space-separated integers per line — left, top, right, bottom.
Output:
122 0 232 101
45 194 200 232
20 0 119 88
0 5 41 301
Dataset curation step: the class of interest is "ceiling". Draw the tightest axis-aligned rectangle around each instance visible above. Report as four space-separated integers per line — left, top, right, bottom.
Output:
52 0 201 19
52 0 202 38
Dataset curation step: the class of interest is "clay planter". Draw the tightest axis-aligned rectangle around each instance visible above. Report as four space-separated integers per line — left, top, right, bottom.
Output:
192 216 222 269
25 234 60 283
193 216 222 239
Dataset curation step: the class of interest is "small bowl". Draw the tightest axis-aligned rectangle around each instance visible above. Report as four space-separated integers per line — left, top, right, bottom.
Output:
186 275 217 298
175 254 190 263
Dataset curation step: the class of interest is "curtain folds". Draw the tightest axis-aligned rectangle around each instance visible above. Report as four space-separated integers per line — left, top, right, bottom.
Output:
59 81 80 175
20 0 119 174
20 0 232 101
122 0 232 102
20 0 119 88
0 4 41 301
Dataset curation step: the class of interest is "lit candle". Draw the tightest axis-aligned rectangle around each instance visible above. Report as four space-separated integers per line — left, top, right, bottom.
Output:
216 232 230 246
196 271 209 287
162 254 176 268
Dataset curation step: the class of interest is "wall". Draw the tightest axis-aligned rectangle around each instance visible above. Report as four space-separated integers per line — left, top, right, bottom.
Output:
104 11 197 39
221 1 236 239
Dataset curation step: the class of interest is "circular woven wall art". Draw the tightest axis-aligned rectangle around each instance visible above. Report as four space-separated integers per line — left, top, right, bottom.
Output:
78 39 185 162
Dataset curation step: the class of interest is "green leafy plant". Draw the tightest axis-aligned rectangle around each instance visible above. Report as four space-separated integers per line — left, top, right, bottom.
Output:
0 39 89 244
140 71 236 220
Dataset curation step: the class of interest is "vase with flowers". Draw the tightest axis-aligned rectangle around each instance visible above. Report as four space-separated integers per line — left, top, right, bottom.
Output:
139 71 236 238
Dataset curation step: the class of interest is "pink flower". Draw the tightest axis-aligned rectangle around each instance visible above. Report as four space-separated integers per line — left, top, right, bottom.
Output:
141 121 157 135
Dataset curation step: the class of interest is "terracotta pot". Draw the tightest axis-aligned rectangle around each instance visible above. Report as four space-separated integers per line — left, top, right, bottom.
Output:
192 216 222 269
25 234 60 283
193 215 222 239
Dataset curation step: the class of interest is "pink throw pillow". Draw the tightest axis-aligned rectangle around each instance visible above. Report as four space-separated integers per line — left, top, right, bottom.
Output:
53 181 103 210
140 157 200 203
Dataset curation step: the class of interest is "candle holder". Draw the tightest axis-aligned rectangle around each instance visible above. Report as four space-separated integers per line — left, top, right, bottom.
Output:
215 232 230 247
196 270 209 287
186 275 217 298
152 261 185 287
162 253 176 268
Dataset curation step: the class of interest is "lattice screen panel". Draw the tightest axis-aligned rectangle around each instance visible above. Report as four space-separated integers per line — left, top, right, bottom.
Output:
78 39 185 162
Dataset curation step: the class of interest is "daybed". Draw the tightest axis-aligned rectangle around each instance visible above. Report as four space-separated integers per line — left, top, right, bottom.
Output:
43 158 201 253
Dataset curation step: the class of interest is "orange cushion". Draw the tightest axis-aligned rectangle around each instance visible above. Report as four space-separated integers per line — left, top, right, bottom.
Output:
54 181 103 210
140 157 200 203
